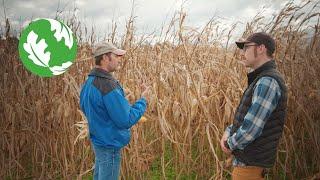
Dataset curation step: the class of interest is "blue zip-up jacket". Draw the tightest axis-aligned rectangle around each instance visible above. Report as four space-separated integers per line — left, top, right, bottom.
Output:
80 68 147 149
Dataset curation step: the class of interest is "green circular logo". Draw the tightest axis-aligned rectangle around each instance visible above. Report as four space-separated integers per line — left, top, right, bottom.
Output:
18 18 77 77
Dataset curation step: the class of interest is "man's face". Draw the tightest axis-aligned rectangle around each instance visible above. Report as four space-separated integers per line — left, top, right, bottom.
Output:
240 43 259 68
105 53 122 72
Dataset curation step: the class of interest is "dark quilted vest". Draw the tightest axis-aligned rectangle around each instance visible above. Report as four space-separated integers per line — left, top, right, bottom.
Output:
230 60 288 168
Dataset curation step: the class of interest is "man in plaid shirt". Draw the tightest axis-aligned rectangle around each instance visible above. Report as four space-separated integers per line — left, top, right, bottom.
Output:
220 32 288 180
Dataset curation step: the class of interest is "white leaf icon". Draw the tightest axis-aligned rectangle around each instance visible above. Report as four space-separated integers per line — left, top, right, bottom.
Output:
49 61 73 75
47 19 74 49
23 31 51 67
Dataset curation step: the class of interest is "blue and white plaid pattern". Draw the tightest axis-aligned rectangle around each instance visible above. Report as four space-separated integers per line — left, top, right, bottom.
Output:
225 77 281 166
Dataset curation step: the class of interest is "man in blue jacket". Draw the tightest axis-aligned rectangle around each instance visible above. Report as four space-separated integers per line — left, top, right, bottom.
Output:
80 41 149 180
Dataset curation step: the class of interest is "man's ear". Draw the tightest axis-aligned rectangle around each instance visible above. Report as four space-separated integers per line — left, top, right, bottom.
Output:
103 54 111 61
259 44 266 55
107 54 112 61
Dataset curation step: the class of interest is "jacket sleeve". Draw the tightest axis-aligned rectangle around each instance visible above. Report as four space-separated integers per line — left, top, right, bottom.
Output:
103 88 147 129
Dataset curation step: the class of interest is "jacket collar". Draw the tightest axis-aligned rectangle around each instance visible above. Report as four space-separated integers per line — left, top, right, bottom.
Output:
247 60 276 85
88 68 114 80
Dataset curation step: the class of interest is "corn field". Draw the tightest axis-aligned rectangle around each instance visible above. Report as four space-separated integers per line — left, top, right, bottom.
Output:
0 1 319 179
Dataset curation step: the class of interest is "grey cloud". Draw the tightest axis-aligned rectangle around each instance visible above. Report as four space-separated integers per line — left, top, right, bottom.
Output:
1 0 295 38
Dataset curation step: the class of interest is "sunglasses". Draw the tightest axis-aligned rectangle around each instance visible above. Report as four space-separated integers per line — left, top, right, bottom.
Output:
243 44 259 51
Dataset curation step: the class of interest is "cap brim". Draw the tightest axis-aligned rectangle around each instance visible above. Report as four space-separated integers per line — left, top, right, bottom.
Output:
113 49 126 56
235 40 250 49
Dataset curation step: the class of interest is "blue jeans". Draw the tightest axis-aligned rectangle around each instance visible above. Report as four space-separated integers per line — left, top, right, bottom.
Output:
92 144 121 180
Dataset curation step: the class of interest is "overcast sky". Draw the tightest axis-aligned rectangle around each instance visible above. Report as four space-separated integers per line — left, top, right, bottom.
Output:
0 0 304 40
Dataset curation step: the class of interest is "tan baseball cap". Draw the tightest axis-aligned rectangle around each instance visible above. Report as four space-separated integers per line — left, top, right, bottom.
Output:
93 41 126 57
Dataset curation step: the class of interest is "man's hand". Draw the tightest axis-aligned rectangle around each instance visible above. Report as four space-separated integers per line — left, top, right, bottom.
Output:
220 131 232 154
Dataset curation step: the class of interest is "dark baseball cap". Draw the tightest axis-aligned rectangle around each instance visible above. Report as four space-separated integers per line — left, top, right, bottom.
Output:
236 32 275 54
